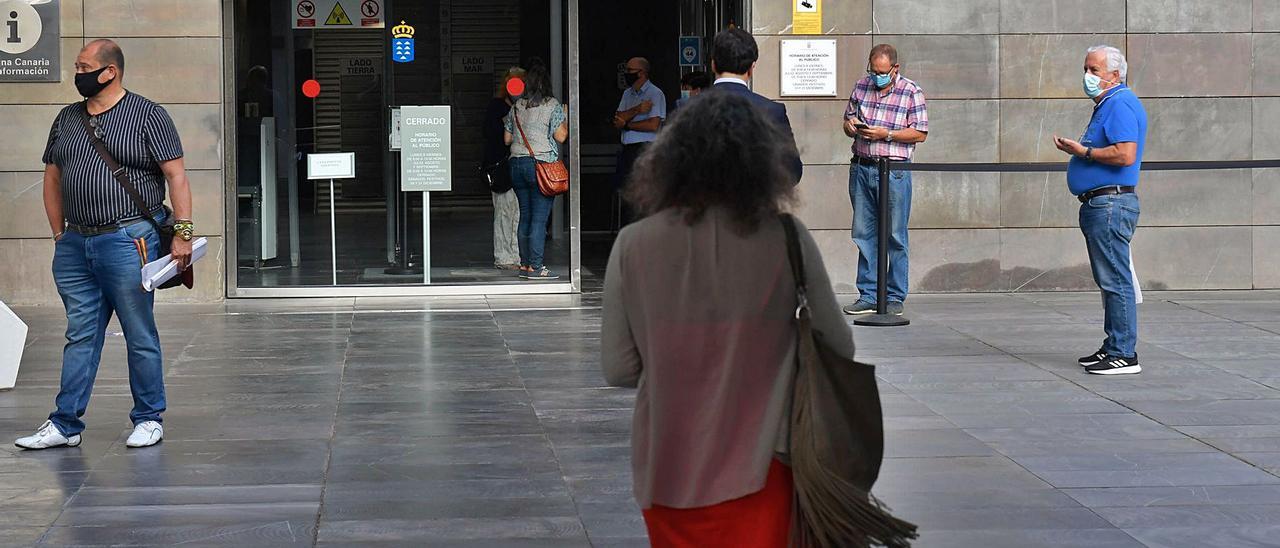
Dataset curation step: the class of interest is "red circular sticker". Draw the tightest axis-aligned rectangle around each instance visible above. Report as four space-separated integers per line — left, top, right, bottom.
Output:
302 79 321 98
505 77 525 97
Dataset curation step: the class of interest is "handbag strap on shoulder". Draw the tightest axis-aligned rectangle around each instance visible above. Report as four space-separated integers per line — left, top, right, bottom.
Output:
512 105 537 158
780 214 809 318
79 103 163 234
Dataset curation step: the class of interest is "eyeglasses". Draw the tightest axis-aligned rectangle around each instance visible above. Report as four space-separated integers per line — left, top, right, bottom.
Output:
865 65 899 77
88 115 104 140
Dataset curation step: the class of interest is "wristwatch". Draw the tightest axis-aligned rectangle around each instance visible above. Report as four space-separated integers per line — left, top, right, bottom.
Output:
1084 147 1093 161
885 131 894 143
173 220 195 242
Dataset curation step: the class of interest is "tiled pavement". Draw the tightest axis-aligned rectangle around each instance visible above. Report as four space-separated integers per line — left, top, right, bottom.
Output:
2 291 1280 547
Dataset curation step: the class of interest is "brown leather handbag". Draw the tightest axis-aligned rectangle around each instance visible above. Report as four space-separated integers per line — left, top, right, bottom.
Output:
512 106 569 197
780 214 917 548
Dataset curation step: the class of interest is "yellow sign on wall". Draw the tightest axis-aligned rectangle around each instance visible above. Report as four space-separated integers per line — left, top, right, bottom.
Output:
792 0 822 35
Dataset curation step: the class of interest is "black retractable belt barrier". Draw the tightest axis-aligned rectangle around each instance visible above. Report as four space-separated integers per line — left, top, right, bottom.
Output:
854 157 911 327
852 157 1280 328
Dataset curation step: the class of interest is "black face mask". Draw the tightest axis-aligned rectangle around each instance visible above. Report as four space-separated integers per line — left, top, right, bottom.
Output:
624 72 641 87
75 66 114 98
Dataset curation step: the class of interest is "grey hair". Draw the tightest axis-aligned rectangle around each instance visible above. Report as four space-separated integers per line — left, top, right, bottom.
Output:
1087 45 1126 81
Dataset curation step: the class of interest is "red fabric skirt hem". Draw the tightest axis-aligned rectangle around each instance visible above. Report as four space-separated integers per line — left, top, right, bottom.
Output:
641 459 793 548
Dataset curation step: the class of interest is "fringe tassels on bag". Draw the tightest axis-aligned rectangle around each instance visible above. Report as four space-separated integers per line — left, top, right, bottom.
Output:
790 373 918 548
780 214 919 547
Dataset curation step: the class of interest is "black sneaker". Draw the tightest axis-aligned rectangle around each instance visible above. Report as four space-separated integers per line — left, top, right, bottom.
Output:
1078 349 1107 368
1086 355 1141 375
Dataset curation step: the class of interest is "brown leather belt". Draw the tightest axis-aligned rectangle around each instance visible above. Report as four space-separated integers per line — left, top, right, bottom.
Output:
1077 185 1136 203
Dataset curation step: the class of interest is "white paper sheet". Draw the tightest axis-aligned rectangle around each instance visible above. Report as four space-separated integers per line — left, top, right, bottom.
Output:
0 300 29 390
1130 254 1143 304
141 237 208 292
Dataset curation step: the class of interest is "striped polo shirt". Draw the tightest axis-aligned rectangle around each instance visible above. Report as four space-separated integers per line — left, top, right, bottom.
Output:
42 92 184 226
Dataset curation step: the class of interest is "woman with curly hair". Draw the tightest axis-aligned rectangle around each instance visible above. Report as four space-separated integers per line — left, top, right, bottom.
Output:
600 91 855 547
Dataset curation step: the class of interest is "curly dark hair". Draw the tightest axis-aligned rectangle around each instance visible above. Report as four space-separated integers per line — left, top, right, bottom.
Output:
626 90 798 234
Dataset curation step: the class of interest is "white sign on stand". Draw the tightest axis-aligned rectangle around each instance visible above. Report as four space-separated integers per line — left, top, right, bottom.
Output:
780 39 838 97
308 152 355 179
308 153 356 285
0 300 28 390
400 106 452 192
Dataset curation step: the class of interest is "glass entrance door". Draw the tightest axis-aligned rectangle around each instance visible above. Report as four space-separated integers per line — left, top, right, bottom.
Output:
228 0 576 295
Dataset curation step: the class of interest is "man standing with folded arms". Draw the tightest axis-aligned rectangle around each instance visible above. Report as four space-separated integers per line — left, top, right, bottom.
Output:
15 39 193 450
842 44 928 317
1053 45 1147 376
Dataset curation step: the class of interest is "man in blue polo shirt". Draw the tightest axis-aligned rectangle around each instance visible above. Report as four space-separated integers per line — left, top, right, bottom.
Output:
1053 45 1147 376
612 57 666 225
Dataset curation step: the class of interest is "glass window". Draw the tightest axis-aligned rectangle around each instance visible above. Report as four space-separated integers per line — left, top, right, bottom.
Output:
229 0 575 292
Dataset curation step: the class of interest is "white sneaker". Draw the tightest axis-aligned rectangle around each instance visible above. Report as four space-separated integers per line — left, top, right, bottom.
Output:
14 420 81 450
126 421 163 448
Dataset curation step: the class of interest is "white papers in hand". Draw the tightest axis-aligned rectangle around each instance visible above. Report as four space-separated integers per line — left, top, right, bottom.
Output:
141 237 208 292
0 300 28 390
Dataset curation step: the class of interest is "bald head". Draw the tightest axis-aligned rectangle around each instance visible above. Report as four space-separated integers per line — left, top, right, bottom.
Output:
82 39 125 73
627 57 650 73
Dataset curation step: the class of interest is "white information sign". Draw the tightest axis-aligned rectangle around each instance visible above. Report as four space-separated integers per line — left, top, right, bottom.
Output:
399 106 452 192
293 0 384 29
780 39 837 97
389 107 402 150
307 152 356 180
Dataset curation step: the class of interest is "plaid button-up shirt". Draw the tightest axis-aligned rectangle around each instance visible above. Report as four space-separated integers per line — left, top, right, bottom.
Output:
844 75 929 161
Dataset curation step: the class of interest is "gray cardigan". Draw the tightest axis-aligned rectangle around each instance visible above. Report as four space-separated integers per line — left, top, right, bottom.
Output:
601 207 855 509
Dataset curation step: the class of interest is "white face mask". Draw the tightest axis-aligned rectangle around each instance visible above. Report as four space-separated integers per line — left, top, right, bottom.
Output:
1083 71 1117 99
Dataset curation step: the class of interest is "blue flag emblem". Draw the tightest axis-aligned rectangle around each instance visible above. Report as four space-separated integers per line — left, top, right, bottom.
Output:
393 38 414 63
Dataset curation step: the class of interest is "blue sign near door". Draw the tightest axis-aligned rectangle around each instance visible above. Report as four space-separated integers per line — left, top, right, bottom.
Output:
392 20 414 63
679 36 701 67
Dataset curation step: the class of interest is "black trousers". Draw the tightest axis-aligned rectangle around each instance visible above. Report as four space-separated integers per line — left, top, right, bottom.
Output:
614 142 649 227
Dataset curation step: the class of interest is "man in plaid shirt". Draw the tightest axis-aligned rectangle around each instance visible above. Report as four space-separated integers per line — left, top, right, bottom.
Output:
841 44 928 316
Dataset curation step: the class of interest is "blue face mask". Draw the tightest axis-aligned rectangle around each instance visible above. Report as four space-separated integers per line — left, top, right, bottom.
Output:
1083 72 1117 99
873 72 893 89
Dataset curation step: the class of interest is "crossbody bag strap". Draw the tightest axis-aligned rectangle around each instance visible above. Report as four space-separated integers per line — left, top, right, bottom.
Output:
79 103 163 233
512 105 537 158
780 214 809 315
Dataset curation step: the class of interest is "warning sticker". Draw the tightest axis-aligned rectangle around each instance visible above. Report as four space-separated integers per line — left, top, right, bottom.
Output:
294 0 382 29
325 2 352 25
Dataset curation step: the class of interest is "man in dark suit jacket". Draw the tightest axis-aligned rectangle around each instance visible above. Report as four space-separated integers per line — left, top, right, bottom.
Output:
707 29 803 184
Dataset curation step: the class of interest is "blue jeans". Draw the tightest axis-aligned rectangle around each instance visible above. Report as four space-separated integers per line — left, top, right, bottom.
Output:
1080 192 1140 358
49 214 167 436
850 162 912 303
510 156 556 269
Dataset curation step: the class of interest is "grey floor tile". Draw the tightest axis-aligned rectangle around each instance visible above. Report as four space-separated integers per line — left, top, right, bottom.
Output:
8 292 1280 546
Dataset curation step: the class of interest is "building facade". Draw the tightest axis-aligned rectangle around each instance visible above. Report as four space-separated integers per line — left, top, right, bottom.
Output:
1 0 1277 305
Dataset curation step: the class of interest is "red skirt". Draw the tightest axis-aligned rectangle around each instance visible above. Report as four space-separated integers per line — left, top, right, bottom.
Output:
642 459 793 548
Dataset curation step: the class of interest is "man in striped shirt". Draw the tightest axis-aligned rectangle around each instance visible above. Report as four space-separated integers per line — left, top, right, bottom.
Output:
841 44 928 316
15 40 193 450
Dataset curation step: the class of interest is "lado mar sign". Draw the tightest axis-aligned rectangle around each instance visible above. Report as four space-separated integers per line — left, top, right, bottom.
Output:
0 0 60 82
